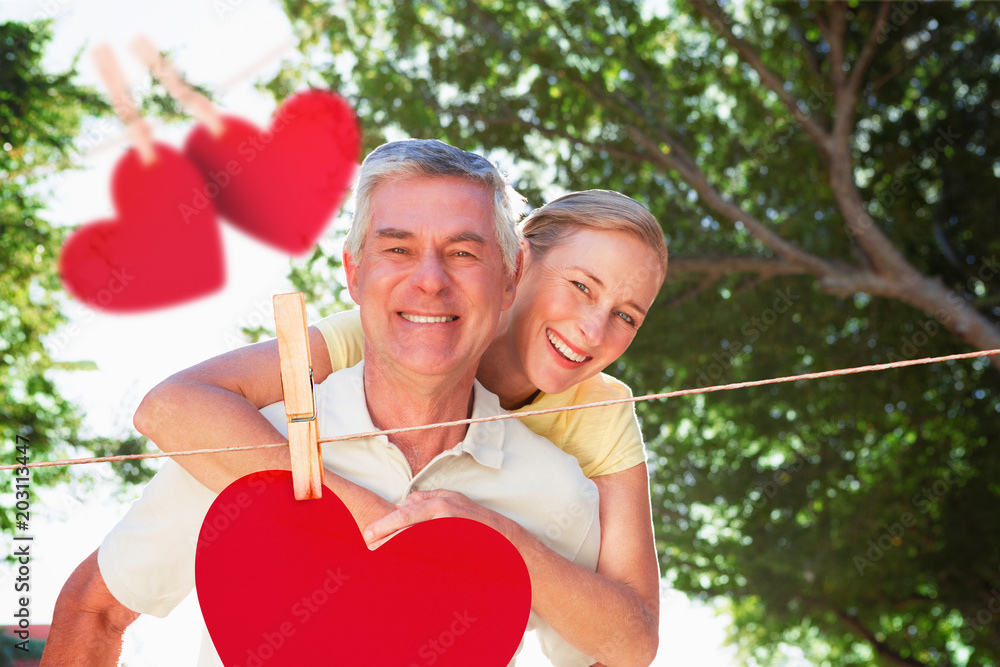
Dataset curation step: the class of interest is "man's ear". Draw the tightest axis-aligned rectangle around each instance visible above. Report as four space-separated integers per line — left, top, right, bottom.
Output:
343 249 362 305
517 238 530 272
501 241 527 312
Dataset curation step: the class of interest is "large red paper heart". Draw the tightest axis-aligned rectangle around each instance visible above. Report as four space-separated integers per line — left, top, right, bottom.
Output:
196 470 531 667
59 143 224 312
184 90 360 255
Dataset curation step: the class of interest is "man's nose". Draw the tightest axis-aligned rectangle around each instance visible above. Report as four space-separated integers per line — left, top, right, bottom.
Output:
410 253 450 293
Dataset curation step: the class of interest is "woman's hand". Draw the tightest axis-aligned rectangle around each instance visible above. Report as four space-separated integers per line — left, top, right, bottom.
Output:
365 470 660 666
364 489 516 547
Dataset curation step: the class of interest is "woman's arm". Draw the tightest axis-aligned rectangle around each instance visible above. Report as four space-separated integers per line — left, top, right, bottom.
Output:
365 462 660 666
133 327 394 530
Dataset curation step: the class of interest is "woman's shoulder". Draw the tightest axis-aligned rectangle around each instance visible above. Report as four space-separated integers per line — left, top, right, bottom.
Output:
516 372 642 477
314 308 363 333
313 309 365 370
559 373 644 476
526 371 634 415
565 371 634 403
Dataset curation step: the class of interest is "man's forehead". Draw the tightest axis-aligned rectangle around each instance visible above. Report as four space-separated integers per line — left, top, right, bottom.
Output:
370 174 492 204
367 176 496 240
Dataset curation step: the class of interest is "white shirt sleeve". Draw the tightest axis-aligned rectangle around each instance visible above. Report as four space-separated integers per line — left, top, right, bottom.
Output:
97 402 290 617
97 460 216 617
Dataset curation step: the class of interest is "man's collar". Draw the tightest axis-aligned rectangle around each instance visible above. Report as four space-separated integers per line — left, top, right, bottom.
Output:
461 381 506 470
321 361 506 469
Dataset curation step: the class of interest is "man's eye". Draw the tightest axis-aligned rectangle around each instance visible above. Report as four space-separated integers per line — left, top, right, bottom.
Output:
572 281 590 294
388 247 407 254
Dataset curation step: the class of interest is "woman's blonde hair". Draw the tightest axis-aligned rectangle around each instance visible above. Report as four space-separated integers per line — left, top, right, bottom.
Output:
519 190 668 283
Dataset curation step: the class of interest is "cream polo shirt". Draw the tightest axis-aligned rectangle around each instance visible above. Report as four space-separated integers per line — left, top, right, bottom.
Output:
316 309 647 477
99 362 601 667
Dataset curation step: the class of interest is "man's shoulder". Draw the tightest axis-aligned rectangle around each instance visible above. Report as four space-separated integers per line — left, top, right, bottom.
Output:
495 401 593 488
310 362 371 434
468 384 600 568
315 361 367 398
258 362 368 441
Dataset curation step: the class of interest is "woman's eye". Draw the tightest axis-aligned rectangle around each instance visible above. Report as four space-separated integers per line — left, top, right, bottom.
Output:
572 281 590 294
615 311 636 326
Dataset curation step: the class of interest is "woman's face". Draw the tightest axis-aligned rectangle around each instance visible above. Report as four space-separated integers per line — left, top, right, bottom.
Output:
509 227 662 396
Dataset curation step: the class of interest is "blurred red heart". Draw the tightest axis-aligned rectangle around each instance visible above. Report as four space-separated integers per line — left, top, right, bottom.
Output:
184 90 361 255
196 470 531 667
59 143 224 312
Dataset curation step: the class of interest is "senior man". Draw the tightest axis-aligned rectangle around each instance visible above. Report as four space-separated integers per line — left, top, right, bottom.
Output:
44 140 601 666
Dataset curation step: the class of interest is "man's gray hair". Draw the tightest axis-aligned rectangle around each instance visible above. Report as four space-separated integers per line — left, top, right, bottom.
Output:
344 139 525 276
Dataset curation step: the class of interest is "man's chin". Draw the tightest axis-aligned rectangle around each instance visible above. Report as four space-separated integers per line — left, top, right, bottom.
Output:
385 351 474 380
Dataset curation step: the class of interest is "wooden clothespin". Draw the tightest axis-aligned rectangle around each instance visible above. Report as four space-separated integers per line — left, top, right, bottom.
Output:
129 36 226 138
92 44 156 165
273 293 323 500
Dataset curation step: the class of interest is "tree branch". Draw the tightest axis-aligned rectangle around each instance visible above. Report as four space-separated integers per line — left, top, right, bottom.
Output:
664 273 721 309
870 47 922 93
791 25 823 80
627 126 833 277
834 610 930 667
813 2 938 292
820 269 1000 371
847 2 892 100
467 108 653 169
666 256 810 281
536 0 595 56
833 1 891 146
825 2 849 91
435 1 1000 373
688 0 831 153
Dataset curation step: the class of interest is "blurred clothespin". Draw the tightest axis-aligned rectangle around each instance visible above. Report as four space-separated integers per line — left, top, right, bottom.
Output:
130 35 225 137
273 292 323 500
92 43 156 165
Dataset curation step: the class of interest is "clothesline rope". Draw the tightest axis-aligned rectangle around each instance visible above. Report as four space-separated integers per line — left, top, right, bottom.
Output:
4 347 998 471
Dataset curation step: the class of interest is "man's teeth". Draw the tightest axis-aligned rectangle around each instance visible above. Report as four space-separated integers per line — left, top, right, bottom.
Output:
546 330 587 363
400 313 457 323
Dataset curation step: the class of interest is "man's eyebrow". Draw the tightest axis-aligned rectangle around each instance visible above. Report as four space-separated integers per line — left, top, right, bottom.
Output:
372 229 486 245
373 228 414 240
448 232 487 245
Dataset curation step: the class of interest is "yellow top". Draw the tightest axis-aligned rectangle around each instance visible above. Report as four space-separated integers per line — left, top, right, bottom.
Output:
314 310 646 477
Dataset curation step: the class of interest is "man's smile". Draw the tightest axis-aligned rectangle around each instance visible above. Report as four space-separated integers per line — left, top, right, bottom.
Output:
399 312 459 323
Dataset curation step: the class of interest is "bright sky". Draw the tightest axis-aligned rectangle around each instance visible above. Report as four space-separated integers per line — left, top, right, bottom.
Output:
1 1 745 664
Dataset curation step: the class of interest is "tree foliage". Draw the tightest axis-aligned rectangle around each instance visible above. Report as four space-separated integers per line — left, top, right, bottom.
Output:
0 21 158 533
271 1 1000 664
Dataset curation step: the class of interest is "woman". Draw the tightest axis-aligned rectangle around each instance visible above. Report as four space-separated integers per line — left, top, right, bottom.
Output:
139 189 667 666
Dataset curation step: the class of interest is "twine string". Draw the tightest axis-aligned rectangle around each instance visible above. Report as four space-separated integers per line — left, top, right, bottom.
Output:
4 348 998 472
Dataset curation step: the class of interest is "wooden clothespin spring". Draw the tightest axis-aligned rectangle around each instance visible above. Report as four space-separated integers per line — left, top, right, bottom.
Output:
273 293 323 500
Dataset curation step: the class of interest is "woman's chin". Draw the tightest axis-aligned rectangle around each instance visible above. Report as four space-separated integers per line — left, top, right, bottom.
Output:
529 371 583 397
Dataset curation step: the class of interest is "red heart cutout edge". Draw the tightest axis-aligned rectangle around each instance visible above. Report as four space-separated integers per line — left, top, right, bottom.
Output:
59 143 224 312
184 90 361 255
196 470 531 667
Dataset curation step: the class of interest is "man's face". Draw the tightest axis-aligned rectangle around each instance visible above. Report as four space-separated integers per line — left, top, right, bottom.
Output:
344 175 516 384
